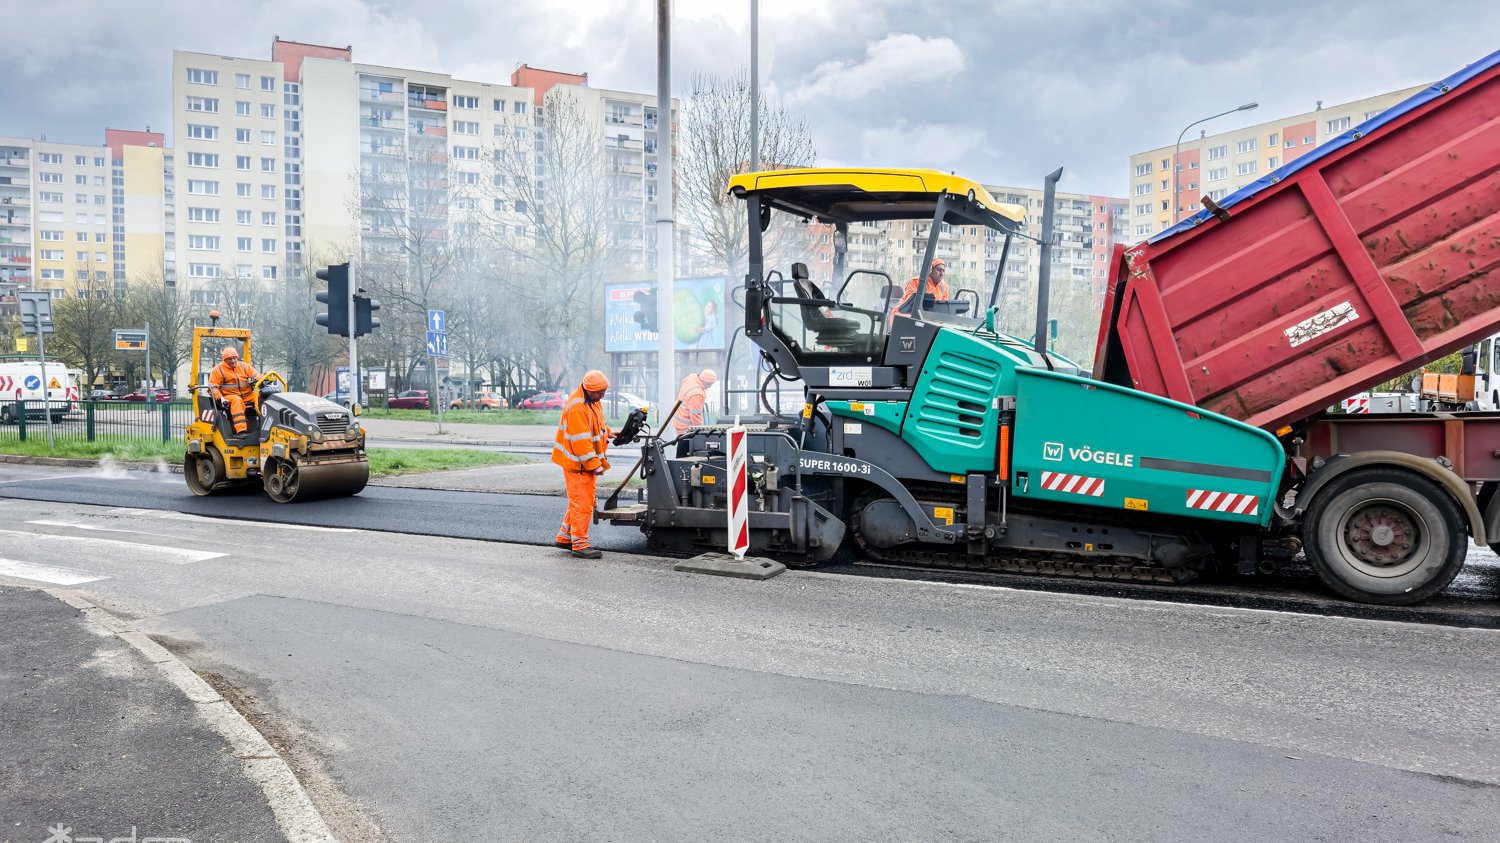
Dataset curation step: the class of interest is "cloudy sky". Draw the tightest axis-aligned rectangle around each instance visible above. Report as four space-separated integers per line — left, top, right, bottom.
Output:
7 0 1497 197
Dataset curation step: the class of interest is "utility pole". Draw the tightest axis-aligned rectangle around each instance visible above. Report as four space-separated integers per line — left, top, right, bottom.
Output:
655 0 676 419
750 0 759 172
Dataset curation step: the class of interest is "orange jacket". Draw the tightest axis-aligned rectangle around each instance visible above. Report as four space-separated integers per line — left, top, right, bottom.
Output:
895 274 950 314
551 386 611 473
209 359 260 402
672 373 707 433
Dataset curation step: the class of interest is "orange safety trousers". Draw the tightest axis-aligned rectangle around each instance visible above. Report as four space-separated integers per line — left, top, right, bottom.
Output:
223 393 250 433
556 469 598 551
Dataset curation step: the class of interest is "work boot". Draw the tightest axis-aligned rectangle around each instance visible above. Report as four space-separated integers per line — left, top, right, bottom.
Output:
554 540 572 549
571 547 603 560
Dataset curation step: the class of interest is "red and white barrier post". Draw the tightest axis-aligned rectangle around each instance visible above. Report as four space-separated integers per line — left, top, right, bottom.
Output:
726 418 749 559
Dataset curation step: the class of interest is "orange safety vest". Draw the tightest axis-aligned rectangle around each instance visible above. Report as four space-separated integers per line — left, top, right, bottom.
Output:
673 373 706 433
551 386 610 473
209 360 260 401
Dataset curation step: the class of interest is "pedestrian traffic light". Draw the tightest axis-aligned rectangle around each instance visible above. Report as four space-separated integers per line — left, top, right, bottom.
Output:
315 263 350 337
354 294 382 337
632 288 657 333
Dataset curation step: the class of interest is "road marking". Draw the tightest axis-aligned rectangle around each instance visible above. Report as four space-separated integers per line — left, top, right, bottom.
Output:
0 528 226 564
27 518 183 537
0 558 108 585
104 508 356 532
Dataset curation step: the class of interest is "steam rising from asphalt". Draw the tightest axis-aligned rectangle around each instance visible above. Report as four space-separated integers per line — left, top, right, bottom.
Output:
96 454 126 480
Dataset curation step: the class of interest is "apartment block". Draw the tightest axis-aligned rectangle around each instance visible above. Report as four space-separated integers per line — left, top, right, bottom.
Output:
1128 85 1425 241
0 138 34 299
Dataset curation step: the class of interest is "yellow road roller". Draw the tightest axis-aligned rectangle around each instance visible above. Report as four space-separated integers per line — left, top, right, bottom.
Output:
184 320 369 502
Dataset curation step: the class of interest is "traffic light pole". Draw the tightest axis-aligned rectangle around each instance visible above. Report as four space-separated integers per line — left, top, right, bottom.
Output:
36 319 54 449
348 258 360 408
655 0 676 420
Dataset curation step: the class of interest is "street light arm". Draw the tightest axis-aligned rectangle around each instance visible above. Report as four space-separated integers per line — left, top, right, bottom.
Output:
1171 102 1259 224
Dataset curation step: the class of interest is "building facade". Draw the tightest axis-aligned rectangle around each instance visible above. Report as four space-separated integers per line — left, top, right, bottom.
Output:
1128 85 1426 241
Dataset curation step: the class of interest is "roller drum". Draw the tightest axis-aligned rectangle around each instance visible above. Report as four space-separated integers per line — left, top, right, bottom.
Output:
264 457 368 503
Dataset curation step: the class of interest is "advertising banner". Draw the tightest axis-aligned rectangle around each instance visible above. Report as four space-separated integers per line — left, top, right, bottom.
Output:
605 277 726 353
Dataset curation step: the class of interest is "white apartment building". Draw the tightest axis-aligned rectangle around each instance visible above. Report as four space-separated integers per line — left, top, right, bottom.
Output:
0 138 33 298
1128 85 1426 241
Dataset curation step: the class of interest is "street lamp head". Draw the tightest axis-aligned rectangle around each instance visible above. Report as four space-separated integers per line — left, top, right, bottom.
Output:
1238 102 1259 112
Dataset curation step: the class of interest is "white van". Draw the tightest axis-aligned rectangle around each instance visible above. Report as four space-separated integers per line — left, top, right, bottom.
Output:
0 360 76 424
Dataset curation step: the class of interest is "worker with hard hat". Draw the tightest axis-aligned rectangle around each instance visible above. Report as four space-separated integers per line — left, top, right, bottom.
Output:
672 369 718 436
892 257 951 322
552 370 612 558
208 345 261 434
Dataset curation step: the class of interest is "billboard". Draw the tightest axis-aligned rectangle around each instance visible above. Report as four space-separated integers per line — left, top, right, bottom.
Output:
605 277 726 352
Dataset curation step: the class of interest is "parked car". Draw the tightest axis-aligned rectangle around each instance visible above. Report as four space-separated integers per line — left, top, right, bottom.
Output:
387 389 430 410
121 388 172 402
607 390 655 417
89 389 117 401
450 391 508 411
516 391 566 411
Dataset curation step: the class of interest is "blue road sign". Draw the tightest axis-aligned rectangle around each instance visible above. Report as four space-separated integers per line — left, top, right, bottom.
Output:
23 375 41 390
428 309 446 333
426 330 449 358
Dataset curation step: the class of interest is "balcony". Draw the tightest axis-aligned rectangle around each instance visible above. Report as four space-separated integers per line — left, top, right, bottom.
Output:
0 254 30 266
0 176 29 187
0 156 28 169
411 126 447 138
1 195 30 207
361 116 404 131
606 138 643 151
409 97 448 111
605 114 643 127
359 86 402 103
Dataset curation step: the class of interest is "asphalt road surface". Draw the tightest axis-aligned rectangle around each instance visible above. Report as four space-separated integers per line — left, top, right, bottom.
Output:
1 462 1498 627
1 498 1497 841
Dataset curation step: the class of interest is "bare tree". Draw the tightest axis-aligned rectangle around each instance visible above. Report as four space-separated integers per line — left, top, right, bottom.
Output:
679 67 816 283
256 257 338 392
50 264 121 391
125 269 195 393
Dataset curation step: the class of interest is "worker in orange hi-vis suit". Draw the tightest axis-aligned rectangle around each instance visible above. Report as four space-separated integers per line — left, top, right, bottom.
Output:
671 369 718 436
552 370 612 559
890 257 951 325
208 345 260 434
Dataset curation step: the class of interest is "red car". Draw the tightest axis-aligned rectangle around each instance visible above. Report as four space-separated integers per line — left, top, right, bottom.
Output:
121 389 173 402
517 391 566 410
387 389 430 409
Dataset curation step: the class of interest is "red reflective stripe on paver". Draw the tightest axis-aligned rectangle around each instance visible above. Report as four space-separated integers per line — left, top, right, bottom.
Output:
1041 471 1105 497
1187 489 1259 516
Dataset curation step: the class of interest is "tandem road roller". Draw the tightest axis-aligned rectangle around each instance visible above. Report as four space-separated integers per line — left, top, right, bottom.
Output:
184 320 368 502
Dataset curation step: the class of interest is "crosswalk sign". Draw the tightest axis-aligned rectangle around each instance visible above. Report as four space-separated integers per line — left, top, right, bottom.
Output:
48 377 61 389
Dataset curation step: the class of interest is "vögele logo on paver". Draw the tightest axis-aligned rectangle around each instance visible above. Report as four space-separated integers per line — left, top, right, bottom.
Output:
40 822 189 842
1043 442 1064 461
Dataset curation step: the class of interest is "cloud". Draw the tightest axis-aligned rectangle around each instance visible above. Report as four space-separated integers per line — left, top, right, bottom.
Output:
787 34 965 105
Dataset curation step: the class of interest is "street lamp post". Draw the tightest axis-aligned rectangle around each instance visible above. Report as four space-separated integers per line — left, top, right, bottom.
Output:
1173 102 1258 224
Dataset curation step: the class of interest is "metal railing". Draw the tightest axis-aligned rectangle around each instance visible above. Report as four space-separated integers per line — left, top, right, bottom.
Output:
0 400 192 445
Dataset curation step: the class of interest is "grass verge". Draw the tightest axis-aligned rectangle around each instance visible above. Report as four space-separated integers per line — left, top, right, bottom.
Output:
359 408 637 426
0 439 527 478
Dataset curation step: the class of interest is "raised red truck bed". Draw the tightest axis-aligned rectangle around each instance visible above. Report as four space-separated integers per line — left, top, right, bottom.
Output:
1094 49 1500 432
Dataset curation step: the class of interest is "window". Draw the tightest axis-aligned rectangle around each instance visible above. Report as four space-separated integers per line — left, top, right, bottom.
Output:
237 101 251 116
187 234 220 250
74 174 87 185
1134 183 1151 196
1285 138 1296 149
93 156 104 167
1133 162 1152 176
262 211 277 226
262 265 278 280
1267 156 1280 169
261 184 277 199
1326 116 1350 133
186 152 219 168
1364 109 1384 122
235 264 252 279
236 128 251 143
493 199 507 212
236 236 252 252
514 101 526 114
261 130 276 145
186 124 219 140
1208 167 1227 181
453 120 479 135
1267 132 1279 147
186 179 219 195
236 155 251 171
1208 188 1228 201
40 269 64 280
236 73 251 89
95 232 106 243
187 207 220 222
261 103 276 119
1134 224 1153 236
456 171 479 185
261 238 277 253
186 68 218 85
261 75 277 92
236 183 252 198
1236 161 1258 176
1159 179 1169 191
94 195 106 205
1132 203 1151 215
39 249 64 261
261 157 276 173
74 193 88 205
1236 138 1257 154
38 172 61 183
452 95 479 109
38 152 61 164
493 98 505 111
1159 200 1169 212
453 146 479 160
186 96 219 113
188 263 221 278
1303 135 1314 145
39 230 62 241
1207 145 1227 160
237 210 252 224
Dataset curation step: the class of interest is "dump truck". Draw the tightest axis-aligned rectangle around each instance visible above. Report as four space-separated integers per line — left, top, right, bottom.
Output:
603 47 1500 605
184 318 369 502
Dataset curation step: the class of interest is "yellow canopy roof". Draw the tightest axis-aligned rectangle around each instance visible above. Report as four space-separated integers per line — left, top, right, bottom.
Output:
727 167 1027 227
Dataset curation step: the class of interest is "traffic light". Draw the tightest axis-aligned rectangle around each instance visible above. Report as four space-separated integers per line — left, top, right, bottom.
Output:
632 288 657 332
354 294 381 337
315 262 350 337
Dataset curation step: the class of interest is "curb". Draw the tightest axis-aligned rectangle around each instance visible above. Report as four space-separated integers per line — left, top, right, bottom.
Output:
367 435 550 448
42 588 339 843
0 454 185 473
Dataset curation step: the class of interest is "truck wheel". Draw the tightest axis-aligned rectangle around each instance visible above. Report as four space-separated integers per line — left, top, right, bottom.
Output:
1302 468 1466 605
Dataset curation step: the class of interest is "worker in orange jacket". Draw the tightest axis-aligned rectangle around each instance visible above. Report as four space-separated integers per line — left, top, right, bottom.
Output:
552 370 612 558
672 369 718 436
208 345 260 434
891 257 951 324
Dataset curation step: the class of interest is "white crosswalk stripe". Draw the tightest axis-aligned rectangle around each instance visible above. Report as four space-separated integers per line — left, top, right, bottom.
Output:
0 558 108 585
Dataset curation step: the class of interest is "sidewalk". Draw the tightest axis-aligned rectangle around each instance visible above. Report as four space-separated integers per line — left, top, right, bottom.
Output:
0 586 333 843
